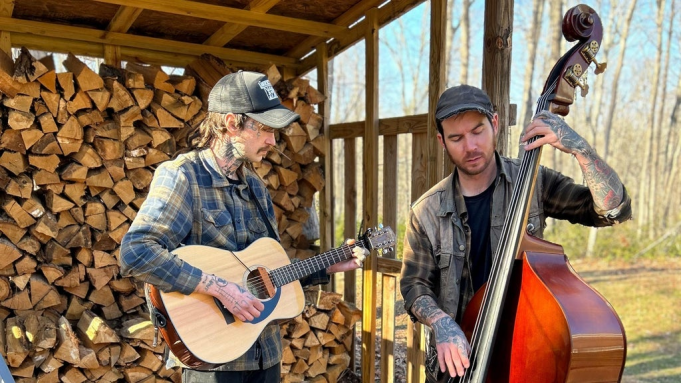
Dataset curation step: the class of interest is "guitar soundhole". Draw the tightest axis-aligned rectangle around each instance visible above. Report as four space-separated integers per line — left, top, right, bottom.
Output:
246 267 276 299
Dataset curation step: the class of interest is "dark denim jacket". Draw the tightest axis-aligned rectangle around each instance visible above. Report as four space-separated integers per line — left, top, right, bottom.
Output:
400 153 632 322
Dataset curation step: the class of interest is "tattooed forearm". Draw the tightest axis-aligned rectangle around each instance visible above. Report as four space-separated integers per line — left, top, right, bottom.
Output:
579 153 624 211
535 111 624 211
412 295 447 326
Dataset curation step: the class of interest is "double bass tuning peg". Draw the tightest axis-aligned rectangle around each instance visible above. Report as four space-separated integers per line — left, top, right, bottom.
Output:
564 64 589 97
582 40 607 75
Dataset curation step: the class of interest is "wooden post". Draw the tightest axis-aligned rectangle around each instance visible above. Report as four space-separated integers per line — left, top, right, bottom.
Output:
361 7 379 383
343 137 358 369
427 0 448 185
104 45 121 67
407 320 426 383
316 42 334 293
380 274 396 383
482 0 514 156
382 133 398 258
0 0 14 56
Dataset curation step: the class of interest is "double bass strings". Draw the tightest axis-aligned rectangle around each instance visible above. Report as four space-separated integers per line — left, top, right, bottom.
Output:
458 80 557 383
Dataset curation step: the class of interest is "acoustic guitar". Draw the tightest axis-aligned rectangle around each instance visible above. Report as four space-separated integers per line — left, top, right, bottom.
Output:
147 226 395 369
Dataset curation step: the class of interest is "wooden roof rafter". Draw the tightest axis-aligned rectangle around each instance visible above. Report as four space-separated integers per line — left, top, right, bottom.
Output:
91 0 347 38
285 0 388 59
296 0 425 75
203 0 282 47
0 17 299 68
106 6 143 34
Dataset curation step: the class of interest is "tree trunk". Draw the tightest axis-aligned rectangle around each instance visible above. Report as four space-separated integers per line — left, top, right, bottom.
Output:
459 0 471 84
518 0 546 131
643 0 666 239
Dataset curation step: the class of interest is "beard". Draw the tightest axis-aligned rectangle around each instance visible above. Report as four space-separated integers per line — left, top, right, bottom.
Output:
447 149 495 177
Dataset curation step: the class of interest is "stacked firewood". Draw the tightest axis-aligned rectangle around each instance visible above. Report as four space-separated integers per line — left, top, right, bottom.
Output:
0 47 347 382
280 291 361 383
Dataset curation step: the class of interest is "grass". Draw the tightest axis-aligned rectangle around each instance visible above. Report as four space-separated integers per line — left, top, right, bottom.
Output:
571 257 681 383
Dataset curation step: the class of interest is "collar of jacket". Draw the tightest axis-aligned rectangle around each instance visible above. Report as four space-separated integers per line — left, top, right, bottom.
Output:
199 149 252 200
438 152 512 218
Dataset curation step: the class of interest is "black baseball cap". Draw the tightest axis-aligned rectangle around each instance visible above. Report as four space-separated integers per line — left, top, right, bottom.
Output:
207 71 300 129
435 85 495 127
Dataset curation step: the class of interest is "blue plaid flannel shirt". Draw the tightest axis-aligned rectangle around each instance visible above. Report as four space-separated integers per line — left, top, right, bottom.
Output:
121 148 326 371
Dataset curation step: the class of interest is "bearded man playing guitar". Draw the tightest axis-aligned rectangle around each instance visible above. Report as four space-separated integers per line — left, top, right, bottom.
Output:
120 71 365 383
399 84 632 382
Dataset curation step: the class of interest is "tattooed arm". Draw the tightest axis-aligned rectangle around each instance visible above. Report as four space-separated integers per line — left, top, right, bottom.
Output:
412 295 470 377
521 110 625 211
194 272 265 322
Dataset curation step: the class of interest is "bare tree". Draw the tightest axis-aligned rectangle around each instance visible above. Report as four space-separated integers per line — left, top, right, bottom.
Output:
640 0 667 239
518 0 546 130
459 0 471 84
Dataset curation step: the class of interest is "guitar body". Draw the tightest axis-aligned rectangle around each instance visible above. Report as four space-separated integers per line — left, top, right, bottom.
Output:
148 238 305 368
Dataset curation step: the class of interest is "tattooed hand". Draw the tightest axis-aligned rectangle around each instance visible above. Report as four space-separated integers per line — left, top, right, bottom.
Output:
520 110 592 156
433 316 471 377
412 295 470 377
195 272 265 322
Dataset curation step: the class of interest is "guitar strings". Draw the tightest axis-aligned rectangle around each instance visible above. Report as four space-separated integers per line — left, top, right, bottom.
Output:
244 243 363 296
458 81 555 383
237 242 370 296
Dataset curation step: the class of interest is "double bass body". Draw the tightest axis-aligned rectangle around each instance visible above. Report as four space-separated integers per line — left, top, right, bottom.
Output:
460 233 626 382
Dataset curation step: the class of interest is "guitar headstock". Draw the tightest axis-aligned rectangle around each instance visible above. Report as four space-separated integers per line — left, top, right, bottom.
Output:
359 225 396 254
539 4 606 116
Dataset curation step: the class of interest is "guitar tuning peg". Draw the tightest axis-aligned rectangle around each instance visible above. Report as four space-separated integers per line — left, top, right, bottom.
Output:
593 60 607 75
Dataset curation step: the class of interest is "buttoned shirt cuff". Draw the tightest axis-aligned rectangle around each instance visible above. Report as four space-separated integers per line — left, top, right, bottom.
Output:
593 187 631 221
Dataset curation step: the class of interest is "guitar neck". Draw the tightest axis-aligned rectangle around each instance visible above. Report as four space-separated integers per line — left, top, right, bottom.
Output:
270 244 361 287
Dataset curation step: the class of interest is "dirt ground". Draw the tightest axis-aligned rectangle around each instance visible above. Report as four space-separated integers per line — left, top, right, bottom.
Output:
340 257 681 383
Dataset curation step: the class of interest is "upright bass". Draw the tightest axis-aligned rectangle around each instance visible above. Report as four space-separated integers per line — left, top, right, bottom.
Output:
448 4 626 383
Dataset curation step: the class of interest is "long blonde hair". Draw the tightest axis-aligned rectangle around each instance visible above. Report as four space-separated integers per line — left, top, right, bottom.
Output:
186 112 246 150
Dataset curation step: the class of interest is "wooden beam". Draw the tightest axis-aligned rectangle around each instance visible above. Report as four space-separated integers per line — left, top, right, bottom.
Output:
92 0 346 38
0 0 14 55
10 33 266 69
286 0 385 59
104 6 142 67
427 0 447 185
361 8 379 383
329 114 428 139
106 6 143 33
482 0 514 156
0 17 299 67
297 0 425 74
204 0 281 47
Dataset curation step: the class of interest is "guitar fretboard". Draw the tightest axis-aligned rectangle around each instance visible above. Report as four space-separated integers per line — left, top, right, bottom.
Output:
269 243 365 287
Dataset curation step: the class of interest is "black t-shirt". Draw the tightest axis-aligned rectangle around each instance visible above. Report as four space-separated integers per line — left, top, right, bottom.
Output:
464 182 495 292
